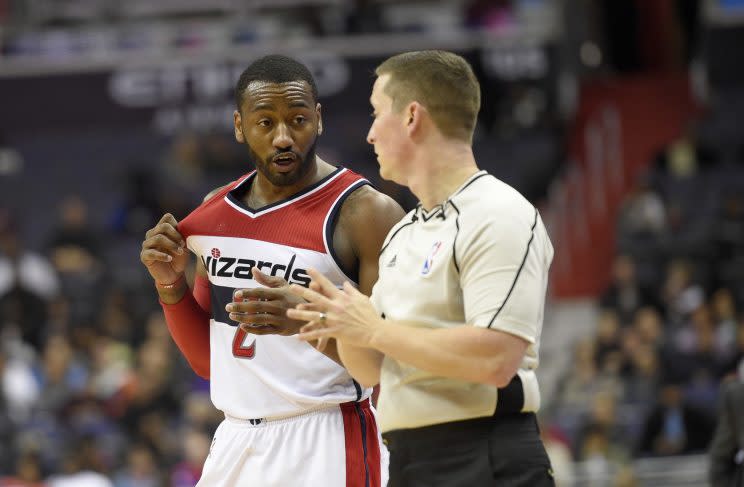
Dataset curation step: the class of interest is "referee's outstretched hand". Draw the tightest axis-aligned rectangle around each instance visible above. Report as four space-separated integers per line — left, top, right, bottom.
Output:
287 269 383 349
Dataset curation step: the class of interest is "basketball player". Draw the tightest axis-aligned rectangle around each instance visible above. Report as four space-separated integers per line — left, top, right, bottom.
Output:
288 50 556 486
139 55 403 487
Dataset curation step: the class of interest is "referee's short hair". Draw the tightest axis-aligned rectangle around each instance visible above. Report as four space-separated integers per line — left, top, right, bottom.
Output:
375 50 481 143
234 55 319 111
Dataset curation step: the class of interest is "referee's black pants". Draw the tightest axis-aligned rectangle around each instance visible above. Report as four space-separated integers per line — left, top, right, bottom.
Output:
383 413 555 487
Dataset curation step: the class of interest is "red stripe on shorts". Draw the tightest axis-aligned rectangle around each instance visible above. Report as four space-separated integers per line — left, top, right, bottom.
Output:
340 398 381 487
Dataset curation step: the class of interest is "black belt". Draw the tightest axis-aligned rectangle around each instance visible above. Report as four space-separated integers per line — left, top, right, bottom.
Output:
382 374 528 446
495 373 525 416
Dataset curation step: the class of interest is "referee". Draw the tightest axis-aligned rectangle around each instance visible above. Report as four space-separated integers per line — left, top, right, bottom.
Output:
289 50 555 486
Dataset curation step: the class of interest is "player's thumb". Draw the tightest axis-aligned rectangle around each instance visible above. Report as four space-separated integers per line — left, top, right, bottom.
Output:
251 267 286 288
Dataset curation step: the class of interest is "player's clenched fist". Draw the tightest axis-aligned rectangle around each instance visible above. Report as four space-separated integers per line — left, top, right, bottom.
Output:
140 213 189 292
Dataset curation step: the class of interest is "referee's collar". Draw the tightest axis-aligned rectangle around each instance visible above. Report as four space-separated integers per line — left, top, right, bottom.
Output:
412 170 488 222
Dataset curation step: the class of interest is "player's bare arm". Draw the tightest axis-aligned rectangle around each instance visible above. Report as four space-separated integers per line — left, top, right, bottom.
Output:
289 185 404 387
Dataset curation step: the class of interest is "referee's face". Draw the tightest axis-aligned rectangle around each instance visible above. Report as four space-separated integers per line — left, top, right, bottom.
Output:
367 75 409 184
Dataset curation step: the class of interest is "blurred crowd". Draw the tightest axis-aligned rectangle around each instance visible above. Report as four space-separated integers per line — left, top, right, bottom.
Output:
0 136 244 486
544 123 744 484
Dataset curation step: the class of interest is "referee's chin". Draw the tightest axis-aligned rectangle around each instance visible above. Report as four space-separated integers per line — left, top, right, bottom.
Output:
377 164 403 186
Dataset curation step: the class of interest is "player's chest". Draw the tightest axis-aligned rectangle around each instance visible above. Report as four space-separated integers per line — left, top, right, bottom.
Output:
188 235 329 288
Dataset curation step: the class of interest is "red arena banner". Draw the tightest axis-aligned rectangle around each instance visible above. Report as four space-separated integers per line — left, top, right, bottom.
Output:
547 74 699 298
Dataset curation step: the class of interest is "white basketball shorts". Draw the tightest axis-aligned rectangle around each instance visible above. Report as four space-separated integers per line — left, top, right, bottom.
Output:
197 398 389 487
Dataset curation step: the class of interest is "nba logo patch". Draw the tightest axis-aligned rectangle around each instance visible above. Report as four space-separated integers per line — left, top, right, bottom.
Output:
421 241 443 276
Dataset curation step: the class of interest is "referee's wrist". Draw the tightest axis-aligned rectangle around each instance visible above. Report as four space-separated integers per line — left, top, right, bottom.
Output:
368 316 392 351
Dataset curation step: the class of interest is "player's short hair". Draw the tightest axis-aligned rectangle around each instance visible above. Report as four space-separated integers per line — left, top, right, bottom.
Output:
375 50 481 143
234 55 319 110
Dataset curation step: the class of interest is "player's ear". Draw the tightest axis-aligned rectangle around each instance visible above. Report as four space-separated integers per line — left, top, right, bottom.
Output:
316 102 323 136
234 110 245 143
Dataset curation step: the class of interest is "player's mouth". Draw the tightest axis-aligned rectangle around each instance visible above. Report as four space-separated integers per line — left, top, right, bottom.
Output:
271 153 298 173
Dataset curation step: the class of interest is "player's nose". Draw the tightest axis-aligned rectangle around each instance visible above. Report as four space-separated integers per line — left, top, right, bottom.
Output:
273 123 293 149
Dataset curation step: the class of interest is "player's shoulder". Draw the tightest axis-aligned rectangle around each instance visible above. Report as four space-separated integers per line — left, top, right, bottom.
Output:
341 183 401 216
202 184 229 203
200 172 253 204
334 175 406 244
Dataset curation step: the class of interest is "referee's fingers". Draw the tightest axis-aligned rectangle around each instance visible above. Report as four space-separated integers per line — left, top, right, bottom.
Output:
287 283 335 310
307 268 341 298
296 302 323 312
286 308 326 324
297 325 334 343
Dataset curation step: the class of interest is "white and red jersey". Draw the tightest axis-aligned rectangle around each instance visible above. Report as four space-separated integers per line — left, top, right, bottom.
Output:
178 167 370 420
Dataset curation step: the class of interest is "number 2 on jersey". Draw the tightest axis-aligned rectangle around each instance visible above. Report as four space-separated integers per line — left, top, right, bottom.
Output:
232 327 256 359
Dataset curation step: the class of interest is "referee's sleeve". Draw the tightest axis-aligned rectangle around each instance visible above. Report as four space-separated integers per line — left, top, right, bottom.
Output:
459 206 552 343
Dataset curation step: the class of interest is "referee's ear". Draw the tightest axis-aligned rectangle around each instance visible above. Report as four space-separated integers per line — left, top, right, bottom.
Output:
406 102 424 139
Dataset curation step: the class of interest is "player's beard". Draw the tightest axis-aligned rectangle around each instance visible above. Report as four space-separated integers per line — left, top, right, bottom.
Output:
247 139 318 187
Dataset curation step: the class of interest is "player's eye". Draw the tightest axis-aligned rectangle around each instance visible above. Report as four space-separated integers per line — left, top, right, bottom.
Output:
294 116 306 125
258 119 271 127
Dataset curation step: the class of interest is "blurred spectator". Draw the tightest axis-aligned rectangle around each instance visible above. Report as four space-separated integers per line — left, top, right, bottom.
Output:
170 429 209 487
713 192 744 299
617 175 667 240
0 209 60 350
661 259 704 326
638 380 713 456
159 135 206 194
45 435 113 486
721 320 744 378
633 307 665 349
613 465 639 487
110 168 168 237
0 450 45 487
624 344 661 408
600 254 660 325
709 360 744 487
43 195 108 327
112 443 160 487
594 310 622 367
654 124 718 179
97 289 137 345
0 343 39 425
712 288 739 359
577 423 620 484
32 335 88 415
0 209 59 299
46 195 103 268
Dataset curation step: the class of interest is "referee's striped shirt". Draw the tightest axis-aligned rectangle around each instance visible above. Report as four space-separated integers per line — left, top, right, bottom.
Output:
370 170 554 433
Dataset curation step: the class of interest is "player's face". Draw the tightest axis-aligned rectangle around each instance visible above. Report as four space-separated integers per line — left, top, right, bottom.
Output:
366 75 410 184
234 80 322 186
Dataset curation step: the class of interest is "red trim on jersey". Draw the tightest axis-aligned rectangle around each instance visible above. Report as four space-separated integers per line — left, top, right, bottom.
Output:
341 399 382 487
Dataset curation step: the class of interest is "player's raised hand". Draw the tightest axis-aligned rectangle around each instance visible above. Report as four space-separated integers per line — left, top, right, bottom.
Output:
140 213 189 286
226 268 308 336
